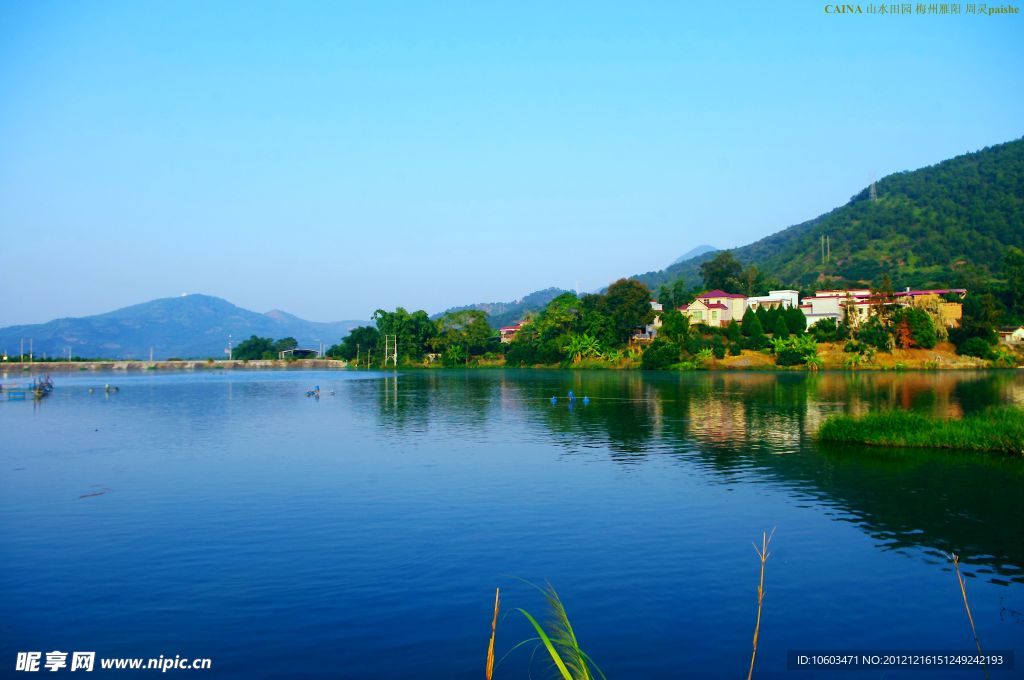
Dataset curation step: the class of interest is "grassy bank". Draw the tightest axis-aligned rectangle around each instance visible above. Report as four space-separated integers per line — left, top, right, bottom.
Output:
817 407 1024 454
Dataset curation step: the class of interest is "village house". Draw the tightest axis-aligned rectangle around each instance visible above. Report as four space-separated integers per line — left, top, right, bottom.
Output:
499 321 526 343
998 326 1024 346
679 290 746 327
634 286 966 341
746 290 799 311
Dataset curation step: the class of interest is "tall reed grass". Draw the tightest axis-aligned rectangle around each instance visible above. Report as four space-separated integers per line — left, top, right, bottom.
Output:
817 407 1024 453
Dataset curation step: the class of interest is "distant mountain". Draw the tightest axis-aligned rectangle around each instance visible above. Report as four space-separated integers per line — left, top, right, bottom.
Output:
0 294 364 360
632 138 1024 292
436 287 570 329
670 244 717 267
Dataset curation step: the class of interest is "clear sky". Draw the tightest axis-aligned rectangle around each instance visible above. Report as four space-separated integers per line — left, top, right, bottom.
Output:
1 1 1022 325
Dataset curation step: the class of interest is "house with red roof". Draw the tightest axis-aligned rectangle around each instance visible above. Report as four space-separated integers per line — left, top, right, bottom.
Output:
679 290 746 327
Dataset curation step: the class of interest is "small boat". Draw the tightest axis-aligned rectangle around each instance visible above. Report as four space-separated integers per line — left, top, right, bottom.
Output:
32 375 54 400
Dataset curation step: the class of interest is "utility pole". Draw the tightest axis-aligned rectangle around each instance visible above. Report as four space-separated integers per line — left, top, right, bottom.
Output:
228 334 233 361
821 234 825 264
20 338 24 363
356 344 360 368
869 173 878 202
29 338 33 363
383 335 397 367
826 235 830 263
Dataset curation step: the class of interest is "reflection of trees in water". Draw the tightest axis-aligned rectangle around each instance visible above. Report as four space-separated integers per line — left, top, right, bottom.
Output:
364 370 1024 580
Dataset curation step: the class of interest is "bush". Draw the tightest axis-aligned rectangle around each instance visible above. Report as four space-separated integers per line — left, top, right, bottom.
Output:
958 337 995 360
712 343 726 359
856 317 892 351
728 343 742 356
641 339 680 370
811 318 839 342
772 334 818 366
892 307 937 349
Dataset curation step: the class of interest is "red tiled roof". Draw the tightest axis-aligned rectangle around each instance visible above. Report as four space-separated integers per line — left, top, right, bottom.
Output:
705 302 728 309
697 289 746 299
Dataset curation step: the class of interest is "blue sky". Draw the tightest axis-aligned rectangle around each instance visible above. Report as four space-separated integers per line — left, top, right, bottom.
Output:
1 1 1021 325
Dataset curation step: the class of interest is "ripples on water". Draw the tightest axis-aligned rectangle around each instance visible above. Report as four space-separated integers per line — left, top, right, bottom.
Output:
1 369 1023 678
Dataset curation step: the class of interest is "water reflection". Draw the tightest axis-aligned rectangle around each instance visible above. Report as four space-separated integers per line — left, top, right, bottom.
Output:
362 369 1024 582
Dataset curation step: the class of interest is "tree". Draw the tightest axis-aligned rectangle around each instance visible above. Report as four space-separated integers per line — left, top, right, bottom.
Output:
699 250 742 292
233 335 275 360
810 317 839 342
891 307 937 349
373 307 436 362
659 310 690 343
725 320 741 342
1004 246 1024 319
432 310 495 355
657 277 688 310
771 316 790 339
273 337 298 353
326 326 380 361
741 307 757 336
641 338 679 370
783 307 807 334
604 279 655 345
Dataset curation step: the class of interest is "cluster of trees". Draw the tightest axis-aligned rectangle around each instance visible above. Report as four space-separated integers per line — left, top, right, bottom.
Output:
654 251 784 310
642 304 812 370
326 307 497 366
504 279 654 366
233 335 298 360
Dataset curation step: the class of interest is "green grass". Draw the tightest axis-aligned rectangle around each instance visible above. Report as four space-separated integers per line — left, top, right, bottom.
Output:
817 407 1024 454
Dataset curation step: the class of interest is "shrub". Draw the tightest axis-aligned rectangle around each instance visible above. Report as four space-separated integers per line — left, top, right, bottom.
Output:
712 343 726 360
641 339 679 370
772 334 818 366
958 337 994 360
728 343 742 356
856 317 892 351
811 318 839 342
772 316 790 339
892 307 937 349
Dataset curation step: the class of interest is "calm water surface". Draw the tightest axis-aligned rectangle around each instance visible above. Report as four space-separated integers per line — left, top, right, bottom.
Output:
2 369 1023 679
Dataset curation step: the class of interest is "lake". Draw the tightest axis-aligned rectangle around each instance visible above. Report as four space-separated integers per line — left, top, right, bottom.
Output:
2 369 1023 678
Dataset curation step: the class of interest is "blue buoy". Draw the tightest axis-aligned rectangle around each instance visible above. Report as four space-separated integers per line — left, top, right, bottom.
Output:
582 396 590 405
550 396 557 405
568 390 576 402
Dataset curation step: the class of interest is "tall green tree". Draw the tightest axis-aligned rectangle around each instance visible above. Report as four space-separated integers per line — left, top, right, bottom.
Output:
604 279 655 344
741 307 757 337
1004 246 1024 320
659 309 690 343
326 326 380 361
699 250 742 291
432 309 495 355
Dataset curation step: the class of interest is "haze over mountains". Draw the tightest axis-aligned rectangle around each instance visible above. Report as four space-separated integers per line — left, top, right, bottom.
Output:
4 138 1022 356
0 295 363 360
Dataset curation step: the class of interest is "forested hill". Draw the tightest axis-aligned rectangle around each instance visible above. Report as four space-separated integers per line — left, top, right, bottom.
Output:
632 137 1024 291
435 287 569 329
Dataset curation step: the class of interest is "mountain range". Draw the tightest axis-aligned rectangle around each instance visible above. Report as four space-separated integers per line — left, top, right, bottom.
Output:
0 295 363 360
4 138 1022 354
631 137 1024 293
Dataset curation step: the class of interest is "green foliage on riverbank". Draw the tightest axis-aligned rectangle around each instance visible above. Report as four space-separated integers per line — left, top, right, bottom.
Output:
817 407 1024 454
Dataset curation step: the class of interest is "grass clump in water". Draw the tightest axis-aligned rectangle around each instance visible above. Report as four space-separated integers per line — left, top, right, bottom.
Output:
817 407 1024 454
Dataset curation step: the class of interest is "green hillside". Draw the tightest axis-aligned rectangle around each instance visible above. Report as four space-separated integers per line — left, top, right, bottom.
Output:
634 137 1024 292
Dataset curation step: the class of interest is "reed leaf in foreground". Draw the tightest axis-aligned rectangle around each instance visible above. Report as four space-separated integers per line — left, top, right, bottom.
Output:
948 554 990 680
486 587 499 680
747 528 775 680
510 582 605 680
